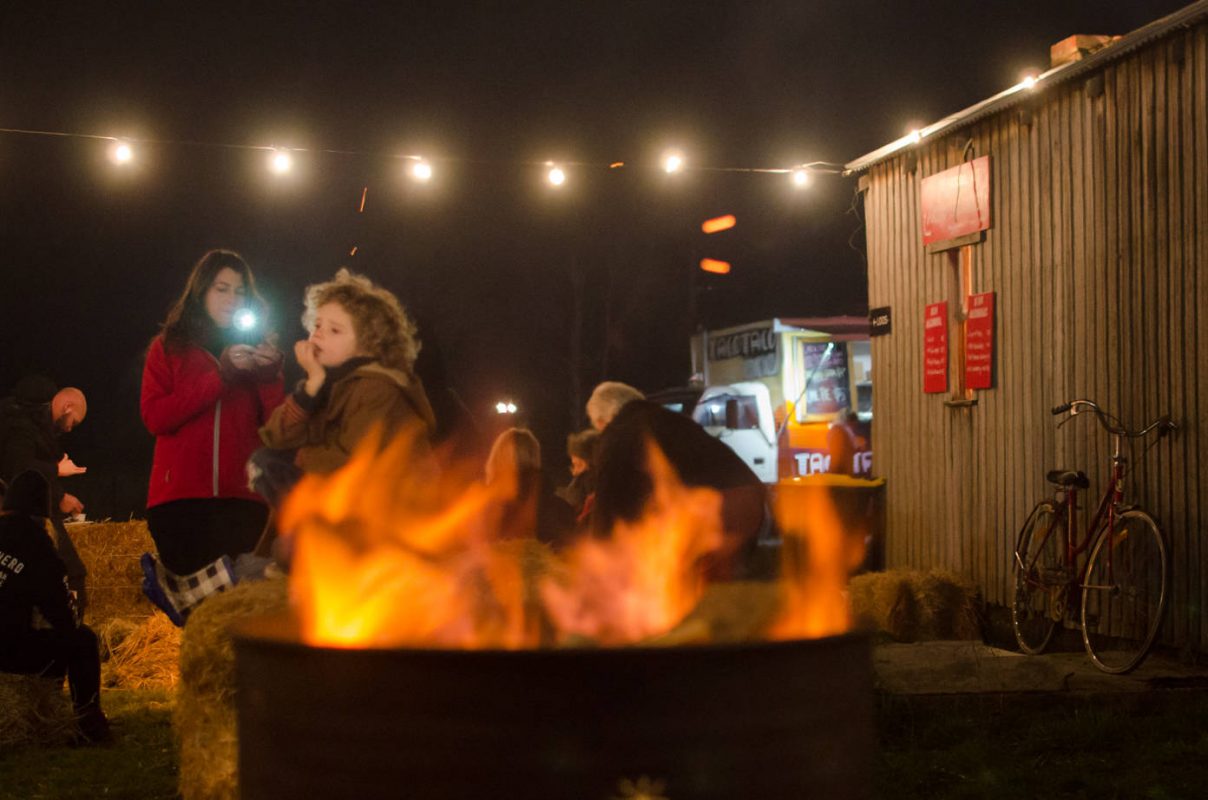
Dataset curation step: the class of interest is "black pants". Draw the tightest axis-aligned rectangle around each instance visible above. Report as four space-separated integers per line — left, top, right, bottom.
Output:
146 498 268 575
0 625 101 715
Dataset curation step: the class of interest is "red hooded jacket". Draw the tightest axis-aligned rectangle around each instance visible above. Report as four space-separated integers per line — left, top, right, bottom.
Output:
141 336 285 509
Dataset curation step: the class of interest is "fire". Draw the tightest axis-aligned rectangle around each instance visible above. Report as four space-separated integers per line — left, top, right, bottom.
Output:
280 424 855 650
769 483 856 640
539 444 723 645
281 427 534 649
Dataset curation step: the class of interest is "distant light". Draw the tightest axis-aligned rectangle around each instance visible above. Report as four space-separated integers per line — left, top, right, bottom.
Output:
1021 75 1039 90
699 258 731 275
495 401 518 415
701 214 736 234
110 141 134 165
908 129 923 145
791 169 811 187
268 149 293 174
609 161 625 169
547 166 566 186
234 309 258 331
663 152 684 174
411 160 433 182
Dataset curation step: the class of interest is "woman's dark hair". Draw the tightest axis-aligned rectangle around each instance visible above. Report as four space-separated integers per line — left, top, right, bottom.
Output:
160 249 265 351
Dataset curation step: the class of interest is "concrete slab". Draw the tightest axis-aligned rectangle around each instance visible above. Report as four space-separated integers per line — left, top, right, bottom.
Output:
873 640 1208 695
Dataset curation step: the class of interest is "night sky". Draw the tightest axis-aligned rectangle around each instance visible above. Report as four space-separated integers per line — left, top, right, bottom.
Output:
0 1 1187 516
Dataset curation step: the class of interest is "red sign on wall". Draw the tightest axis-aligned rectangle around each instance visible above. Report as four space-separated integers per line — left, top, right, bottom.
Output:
965 291 995 390
920 156 991 246
924 301 948 393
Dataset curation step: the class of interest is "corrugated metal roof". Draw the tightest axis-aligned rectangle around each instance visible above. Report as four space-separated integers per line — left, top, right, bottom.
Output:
843 0 1208 175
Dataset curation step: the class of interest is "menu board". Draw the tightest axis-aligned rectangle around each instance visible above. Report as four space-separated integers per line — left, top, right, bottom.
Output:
923 301 948 394
966 291 995 390
800 342 850 415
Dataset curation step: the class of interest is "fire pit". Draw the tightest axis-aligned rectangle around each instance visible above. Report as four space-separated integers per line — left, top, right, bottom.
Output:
234 614 873 800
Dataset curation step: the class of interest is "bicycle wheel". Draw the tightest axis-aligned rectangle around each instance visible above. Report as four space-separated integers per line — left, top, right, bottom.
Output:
1080 509 1167 674
1011 500 1065 654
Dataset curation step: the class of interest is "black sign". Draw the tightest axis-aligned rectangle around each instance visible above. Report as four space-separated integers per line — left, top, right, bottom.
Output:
708 327 778 362
801 342 850 415
869 306 892 337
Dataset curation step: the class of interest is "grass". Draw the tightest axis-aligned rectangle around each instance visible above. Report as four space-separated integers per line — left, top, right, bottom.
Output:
0 689 177 800
3 687 1206 799
876 693 1208 799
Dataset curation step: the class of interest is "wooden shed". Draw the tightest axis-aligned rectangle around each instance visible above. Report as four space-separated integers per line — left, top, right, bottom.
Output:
845 1 1208 652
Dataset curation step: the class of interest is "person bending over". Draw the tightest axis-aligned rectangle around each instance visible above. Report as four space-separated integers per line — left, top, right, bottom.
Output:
0 377 91 614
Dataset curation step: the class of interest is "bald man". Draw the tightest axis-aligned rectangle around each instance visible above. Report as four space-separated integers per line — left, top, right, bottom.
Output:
0 376 90 612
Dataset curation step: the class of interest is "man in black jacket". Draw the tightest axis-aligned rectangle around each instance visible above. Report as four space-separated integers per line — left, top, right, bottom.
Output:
0 376 89 612
586 383 776 581
0 471 109 743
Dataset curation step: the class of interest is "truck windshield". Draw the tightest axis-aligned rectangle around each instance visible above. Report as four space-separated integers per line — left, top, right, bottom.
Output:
693 394 761 429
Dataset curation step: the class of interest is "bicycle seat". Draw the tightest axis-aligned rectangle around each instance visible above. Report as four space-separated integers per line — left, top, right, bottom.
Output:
1046 469 1090 488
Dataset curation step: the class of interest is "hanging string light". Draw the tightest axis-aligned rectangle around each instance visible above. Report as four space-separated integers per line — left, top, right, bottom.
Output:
0 126 857 188
409 159 433 182
109 140 134 165
268 148 293 174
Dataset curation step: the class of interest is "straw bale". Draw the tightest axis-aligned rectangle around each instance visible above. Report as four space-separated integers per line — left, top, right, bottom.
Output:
650 581 783 646
178 575 288 699
175 689 239 800
914 569 981 640
0 673 75 749
70 519 157 624
849 569 981 642
175 576 288 800
99 613 182 690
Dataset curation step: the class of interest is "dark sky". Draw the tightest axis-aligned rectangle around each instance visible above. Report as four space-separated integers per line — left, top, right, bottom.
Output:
0 0 1188 515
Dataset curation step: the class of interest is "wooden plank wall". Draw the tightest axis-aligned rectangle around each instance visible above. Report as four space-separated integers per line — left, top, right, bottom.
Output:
864 23 1208 651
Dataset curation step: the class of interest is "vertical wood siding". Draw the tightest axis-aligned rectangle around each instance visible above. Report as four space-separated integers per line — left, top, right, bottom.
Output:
864 24 1208 651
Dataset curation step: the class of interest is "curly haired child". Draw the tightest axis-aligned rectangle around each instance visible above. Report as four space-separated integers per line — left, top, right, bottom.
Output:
252 269 437 509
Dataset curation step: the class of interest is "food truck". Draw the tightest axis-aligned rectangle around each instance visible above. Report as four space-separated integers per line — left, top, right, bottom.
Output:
687 317 872 484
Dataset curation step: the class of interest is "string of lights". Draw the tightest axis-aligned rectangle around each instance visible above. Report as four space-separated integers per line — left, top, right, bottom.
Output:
0 125 845 188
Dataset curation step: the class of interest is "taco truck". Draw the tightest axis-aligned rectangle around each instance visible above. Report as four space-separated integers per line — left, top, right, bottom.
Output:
684 317 873 484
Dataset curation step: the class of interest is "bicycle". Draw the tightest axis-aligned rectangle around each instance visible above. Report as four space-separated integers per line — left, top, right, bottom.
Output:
1011 399 1177 674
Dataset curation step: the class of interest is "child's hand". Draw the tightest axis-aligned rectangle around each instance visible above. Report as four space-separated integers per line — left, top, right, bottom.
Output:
294 340 326 396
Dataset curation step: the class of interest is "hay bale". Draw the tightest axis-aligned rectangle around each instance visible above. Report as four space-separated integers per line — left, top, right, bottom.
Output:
70 519 157 624
850 569 981 642
650 582 783 646
176 576 289 800
0 673 75 748
850 570 920 641
914 570 981 640
99 613 182 690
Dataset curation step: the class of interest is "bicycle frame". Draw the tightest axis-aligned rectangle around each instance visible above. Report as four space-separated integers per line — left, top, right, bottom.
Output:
1021 431 1127 599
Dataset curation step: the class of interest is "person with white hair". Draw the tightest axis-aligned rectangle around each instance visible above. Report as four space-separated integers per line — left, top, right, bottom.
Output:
585 381 645 431
585 381 774 581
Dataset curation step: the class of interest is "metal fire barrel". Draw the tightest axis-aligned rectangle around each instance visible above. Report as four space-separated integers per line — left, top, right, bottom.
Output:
234 616 873 800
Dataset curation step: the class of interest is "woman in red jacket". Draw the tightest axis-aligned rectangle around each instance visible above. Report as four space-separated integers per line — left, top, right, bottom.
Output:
140 250 285 579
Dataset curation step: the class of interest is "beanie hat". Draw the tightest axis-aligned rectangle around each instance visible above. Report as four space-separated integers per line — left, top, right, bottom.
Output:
1 471 52 519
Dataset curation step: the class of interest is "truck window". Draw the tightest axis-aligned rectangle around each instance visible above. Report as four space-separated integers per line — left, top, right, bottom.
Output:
693 394 761 429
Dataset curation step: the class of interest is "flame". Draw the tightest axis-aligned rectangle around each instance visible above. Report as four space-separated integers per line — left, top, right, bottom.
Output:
539 443 724 645
769 484 854 640
281 426 535 649
281 423 855 650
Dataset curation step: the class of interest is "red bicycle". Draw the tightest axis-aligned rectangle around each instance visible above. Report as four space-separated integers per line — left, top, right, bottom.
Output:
1012 399 1177 674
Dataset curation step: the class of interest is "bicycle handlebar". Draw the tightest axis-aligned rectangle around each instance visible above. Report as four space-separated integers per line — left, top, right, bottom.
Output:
1052 399 1177 439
